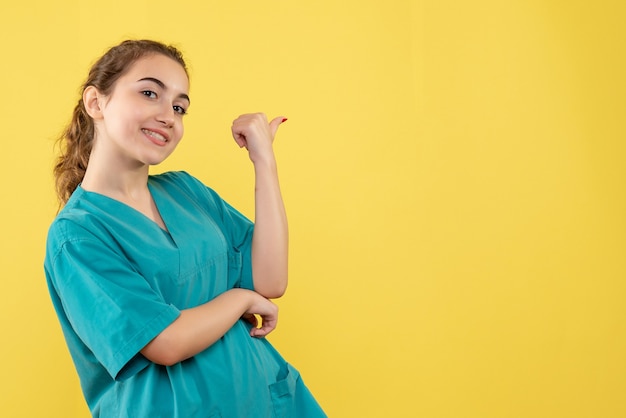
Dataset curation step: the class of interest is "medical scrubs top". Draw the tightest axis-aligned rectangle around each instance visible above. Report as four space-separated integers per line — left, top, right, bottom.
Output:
44 171 326 418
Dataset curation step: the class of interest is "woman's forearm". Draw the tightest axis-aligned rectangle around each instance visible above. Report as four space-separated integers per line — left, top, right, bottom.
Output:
141 288 277 366
229 113 289 299
251 158 289 299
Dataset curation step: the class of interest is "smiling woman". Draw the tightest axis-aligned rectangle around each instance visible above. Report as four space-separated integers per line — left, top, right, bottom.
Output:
44 39 326 418
81 54 190 196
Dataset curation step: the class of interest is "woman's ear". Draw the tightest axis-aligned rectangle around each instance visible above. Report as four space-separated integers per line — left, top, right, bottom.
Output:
83 86 104 119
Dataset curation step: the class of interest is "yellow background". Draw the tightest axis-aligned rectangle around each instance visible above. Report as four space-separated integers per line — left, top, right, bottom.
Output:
1 1 625 417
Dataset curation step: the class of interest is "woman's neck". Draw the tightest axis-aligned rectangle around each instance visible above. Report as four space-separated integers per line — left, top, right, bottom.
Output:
81 153 151 201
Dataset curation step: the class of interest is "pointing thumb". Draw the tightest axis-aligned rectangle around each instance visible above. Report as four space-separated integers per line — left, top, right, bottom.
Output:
269 116 288 138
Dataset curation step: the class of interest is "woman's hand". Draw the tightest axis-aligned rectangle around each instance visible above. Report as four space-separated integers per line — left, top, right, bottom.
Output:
231 113 286 164
242 292 279 337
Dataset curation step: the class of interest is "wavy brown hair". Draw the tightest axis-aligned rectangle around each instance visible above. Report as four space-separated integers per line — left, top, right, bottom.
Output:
54 39 188 205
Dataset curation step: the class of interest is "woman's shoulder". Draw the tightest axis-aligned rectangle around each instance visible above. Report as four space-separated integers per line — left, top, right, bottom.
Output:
45 201 105 266
49 188 97 233
46 186 125 251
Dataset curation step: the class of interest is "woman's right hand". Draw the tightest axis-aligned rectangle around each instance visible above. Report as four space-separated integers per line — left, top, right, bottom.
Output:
243 292 279 338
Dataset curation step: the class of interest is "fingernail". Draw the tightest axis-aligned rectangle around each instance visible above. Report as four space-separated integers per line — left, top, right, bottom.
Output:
281 118 288 123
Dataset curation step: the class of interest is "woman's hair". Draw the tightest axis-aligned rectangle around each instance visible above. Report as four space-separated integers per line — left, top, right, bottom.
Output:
54 39 188 205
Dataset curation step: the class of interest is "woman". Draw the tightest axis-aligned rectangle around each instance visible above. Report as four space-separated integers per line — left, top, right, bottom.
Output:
44 39 326 417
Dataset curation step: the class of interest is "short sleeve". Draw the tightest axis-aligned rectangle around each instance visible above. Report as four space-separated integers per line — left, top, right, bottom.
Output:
46 235 180 380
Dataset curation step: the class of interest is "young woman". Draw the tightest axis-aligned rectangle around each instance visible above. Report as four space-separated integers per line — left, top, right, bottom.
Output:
44 39 326 418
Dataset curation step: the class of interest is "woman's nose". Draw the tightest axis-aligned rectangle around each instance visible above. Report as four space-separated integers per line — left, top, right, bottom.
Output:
157 105 175 127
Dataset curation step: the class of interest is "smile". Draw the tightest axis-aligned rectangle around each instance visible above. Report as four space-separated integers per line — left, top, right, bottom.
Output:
142 129 168 143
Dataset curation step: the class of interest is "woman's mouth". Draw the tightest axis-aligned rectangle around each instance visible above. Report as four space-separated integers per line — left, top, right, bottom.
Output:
142 129 168 144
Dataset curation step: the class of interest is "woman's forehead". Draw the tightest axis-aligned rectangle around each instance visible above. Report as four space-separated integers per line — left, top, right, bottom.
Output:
124 54 189 91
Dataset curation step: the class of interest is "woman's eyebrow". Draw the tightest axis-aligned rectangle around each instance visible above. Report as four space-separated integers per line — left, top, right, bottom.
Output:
137 77 191 103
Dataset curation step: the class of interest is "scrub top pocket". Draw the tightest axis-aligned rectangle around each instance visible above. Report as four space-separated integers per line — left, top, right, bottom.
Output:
269 363 299 418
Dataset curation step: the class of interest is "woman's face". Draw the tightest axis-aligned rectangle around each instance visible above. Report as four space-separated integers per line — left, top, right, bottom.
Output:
93 53 190 167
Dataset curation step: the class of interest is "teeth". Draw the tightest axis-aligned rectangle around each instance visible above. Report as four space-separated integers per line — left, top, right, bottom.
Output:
142 129 167 142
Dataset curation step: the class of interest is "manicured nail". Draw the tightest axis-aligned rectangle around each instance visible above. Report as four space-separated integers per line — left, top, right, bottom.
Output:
281 118 288 123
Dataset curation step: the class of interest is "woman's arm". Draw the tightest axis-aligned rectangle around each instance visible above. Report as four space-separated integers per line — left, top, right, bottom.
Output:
141 288 277 366
231 113 289 299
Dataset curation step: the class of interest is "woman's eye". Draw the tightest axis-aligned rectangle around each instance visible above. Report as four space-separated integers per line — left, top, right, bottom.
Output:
141 90 157 99
173 105 187 115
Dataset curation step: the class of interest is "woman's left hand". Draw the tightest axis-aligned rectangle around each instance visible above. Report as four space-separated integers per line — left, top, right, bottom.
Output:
231 113 286 164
